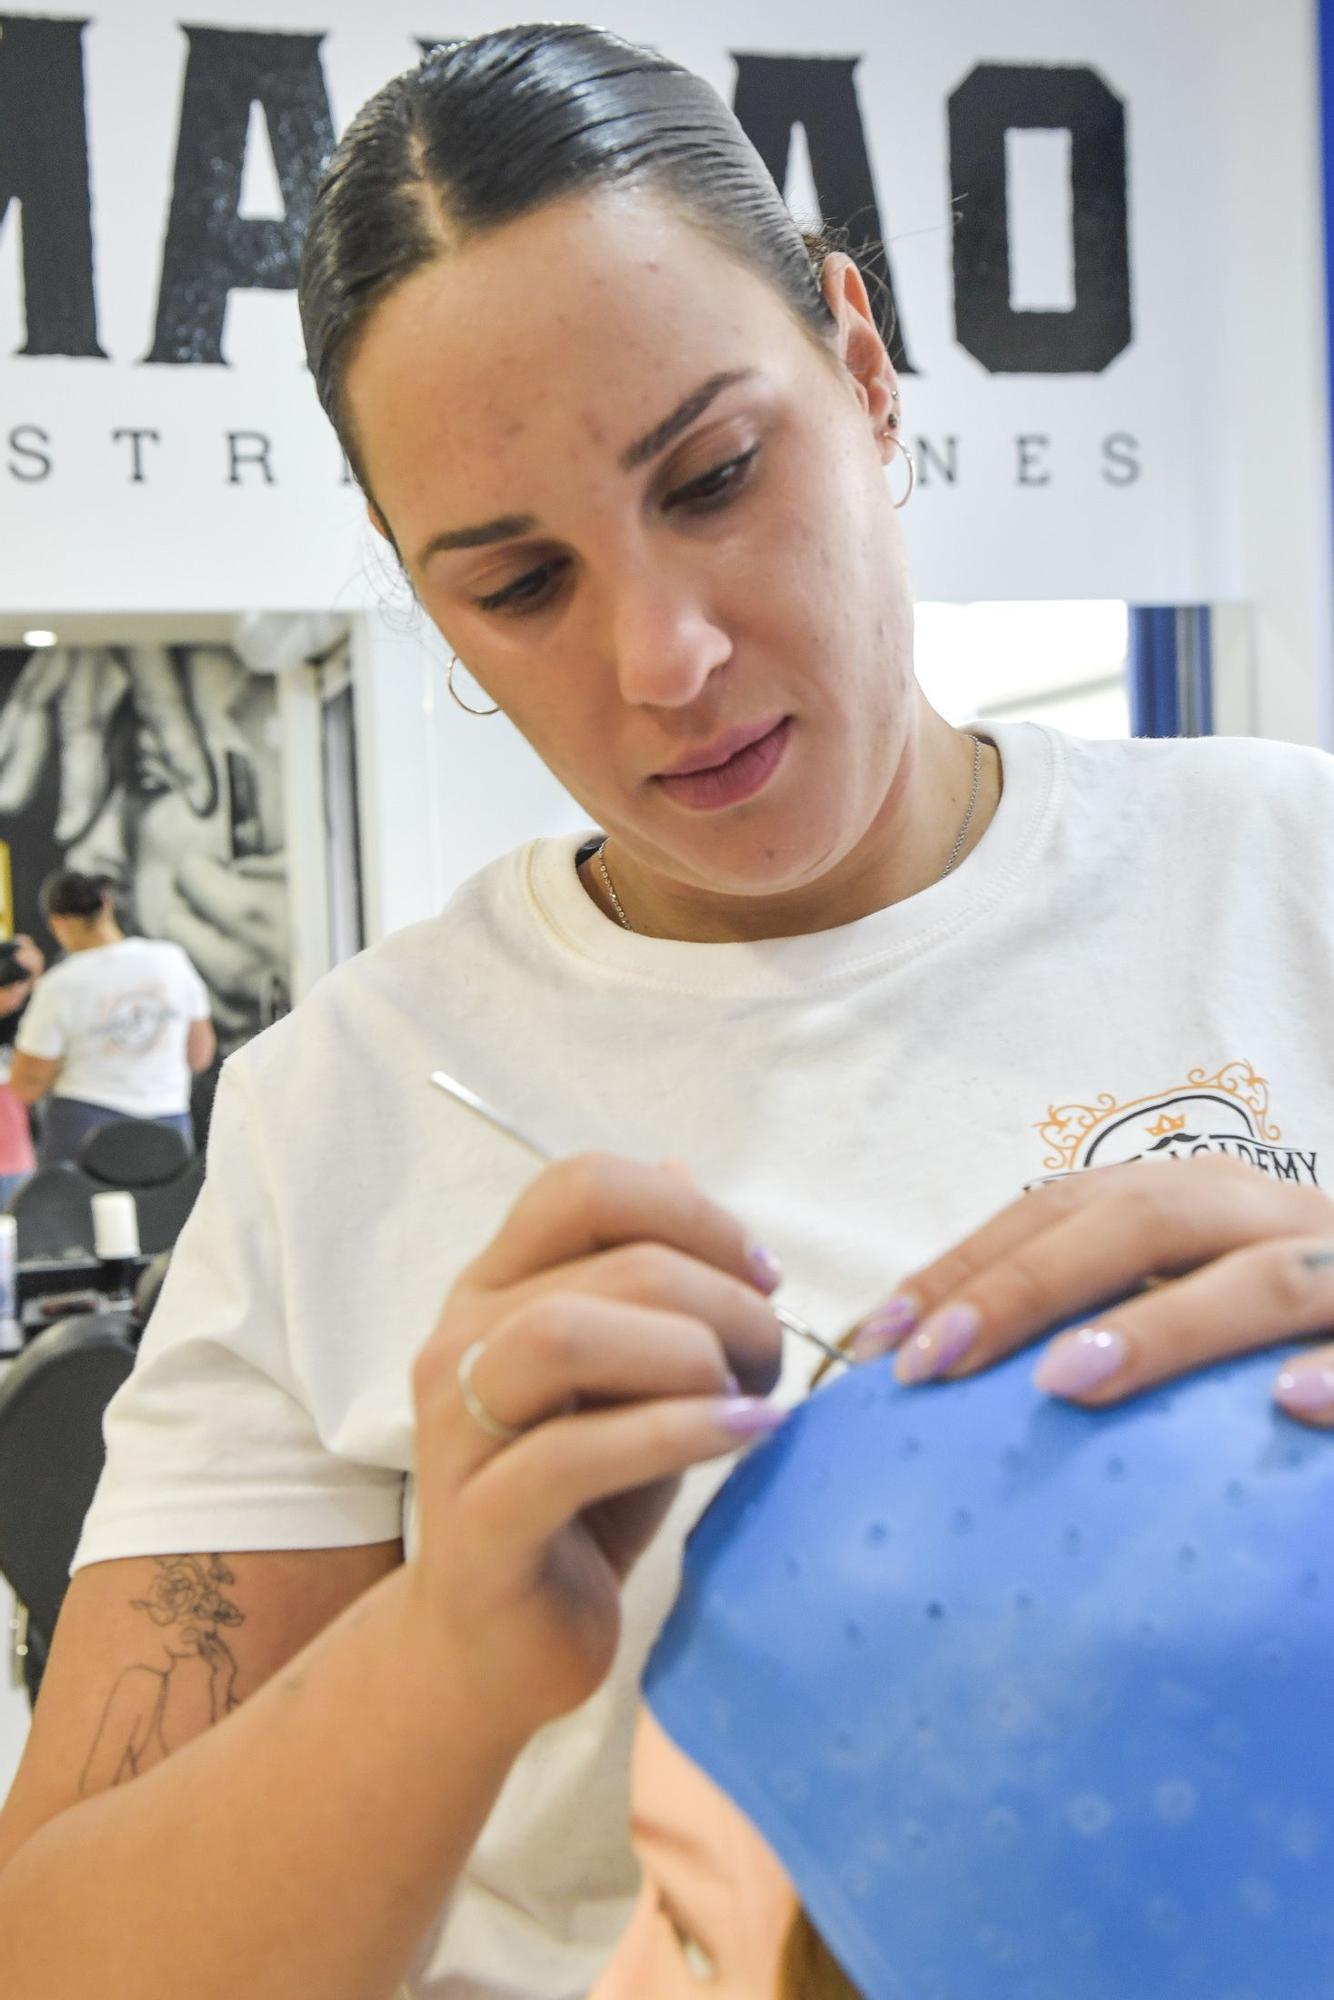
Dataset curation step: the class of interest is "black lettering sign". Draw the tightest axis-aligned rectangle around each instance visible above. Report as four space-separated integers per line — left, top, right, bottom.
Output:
731 52 915 371
949 64 1132 373
227 430 275 483
6 423 52 479
1016 433 1052 485
111 427 161 483
0 14 103 356
1102 431 1140 484
916 436 960 486
146 27 335 365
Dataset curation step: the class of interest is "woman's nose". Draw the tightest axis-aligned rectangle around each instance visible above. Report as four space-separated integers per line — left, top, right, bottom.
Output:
610 581 732 708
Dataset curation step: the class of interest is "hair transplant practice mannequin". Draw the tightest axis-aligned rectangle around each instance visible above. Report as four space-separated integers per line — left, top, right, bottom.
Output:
644 1340 1334 2000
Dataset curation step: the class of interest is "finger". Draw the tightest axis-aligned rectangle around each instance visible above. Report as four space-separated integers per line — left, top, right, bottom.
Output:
466 1393 787 1563
851 1171 1138 1358
422 1294 743 1477
125 646 217 814
55 651 128 842
884 1159 1333 1383
1273 1338 1334 1429
469 1151 781 1304
856 1158 1306 1358
550 1241 781 1393
1030 1234 1334 1404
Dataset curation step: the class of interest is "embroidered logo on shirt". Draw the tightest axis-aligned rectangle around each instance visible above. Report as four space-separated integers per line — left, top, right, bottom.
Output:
1035 1059 1320 1187
98 985 172 1054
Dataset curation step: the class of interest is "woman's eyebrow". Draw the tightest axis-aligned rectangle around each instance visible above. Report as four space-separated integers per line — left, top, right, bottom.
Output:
618 367 757 473
417 512 539 564
415 368 757 567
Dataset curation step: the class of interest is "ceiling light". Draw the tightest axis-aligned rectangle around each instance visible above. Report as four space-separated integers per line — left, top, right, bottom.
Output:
21 629 57 648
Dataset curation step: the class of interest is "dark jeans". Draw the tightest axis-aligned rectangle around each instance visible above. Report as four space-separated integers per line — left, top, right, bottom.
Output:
38 1096 194 1169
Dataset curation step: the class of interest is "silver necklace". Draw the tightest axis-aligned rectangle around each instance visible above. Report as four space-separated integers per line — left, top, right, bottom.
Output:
596 732 986 934
937 731 985 881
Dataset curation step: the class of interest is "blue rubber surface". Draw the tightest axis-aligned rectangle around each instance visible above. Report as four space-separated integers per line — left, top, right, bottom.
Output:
644 1344 1334 2000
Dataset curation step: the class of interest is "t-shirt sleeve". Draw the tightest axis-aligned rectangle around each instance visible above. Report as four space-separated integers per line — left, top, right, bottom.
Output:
13 972 65 1061
72 1056 405 1571
175 945 211 1020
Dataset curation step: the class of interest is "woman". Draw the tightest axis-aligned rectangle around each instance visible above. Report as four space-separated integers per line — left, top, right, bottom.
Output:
0 26 1331 1999
10 870 216 1163
0 931 44 1203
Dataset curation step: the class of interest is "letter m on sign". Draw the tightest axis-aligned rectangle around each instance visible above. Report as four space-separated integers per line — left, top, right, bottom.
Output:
0 14 104 356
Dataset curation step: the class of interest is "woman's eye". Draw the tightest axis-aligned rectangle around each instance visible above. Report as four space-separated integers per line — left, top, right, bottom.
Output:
666 443 761 513
474 557 568 617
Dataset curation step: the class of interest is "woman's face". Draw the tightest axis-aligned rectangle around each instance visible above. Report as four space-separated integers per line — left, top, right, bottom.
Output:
345 192 917 909
591 1708 798 1998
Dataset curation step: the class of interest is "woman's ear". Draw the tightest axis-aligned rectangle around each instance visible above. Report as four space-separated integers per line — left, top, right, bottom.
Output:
819 252 900 444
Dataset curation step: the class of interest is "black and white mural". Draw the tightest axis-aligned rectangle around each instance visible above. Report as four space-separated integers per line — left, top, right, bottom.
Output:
0 644 290 1054
0 0 1265 609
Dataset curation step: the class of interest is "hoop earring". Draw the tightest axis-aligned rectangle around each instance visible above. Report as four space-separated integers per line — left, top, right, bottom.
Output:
885 432 916 510
447 655 500 717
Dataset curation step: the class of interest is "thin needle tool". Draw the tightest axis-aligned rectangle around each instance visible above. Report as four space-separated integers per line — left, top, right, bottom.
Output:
429 1068 850 1369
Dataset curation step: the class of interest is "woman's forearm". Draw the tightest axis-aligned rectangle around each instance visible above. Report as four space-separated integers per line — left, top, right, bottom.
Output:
0 1565 526 2000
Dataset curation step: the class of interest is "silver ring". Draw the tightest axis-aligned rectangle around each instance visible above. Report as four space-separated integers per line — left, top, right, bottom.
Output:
457 1339 524 1444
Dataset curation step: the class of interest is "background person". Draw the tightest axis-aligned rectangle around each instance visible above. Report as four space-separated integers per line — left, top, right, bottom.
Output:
0 932 44 1203
10 870 216 1165
0 26 1332 2000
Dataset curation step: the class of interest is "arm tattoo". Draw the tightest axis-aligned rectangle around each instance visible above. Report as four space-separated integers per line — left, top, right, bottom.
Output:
79 1556 246 1793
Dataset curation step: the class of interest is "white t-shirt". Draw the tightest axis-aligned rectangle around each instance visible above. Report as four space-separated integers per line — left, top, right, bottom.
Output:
72 722 1334 1996
18 936 210 1117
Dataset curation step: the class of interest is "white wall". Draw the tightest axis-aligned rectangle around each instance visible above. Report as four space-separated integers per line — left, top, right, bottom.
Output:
1214 0 1333 749
352 612 592 945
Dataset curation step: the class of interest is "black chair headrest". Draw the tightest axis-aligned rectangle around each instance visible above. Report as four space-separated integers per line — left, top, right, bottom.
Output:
79 1118 191 1188
0 1313 137 1633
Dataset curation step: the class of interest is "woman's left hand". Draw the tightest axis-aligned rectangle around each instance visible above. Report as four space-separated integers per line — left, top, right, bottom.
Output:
853 1156 1334 1427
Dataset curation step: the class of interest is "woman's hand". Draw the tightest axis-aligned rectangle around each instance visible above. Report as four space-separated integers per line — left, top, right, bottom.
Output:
405 1153 785 1739
854 1156 1334 1426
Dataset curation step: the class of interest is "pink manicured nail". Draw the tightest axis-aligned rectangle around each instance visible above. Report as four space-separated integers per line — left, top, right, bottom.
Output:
1274 1364 1334 1416
718 1397 788 1439
1035 1327 1128 1397
852 1296 920 1358
897 1303 981 1385
748 1245 784 1294
721 1371 741 1400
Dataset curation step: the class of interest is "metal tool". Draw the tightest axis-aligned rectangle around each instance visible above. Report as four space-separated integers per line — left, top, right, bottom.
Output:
429 1068 851 1369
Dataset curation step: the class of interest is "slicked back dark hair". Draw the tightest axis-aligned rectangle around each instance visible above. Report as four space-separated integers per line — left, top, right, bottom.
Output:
298 23 839 493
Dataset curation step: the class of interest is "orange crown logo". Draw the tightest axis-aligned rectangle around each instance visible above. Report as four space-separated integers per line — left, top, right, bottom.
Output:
1146 1112 1188 1137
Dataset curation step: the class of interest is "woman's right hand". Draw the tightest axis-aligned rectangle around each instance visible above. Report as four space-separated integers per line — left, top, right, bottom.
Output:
405 1153 786 1737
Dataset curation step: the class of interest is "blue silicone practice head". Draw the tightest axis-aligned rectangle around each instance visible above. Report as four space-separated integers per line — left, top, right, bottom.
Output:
643 1345 1334 2000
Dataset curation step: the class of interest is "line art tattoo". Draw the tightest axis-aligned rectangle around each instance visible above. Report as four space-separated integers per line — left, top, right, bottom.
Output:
80 1555 245 1793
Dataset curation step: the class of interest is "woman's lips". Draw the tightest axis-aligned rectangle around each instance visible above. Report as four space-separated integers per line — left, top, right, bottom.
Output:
653 716 793 812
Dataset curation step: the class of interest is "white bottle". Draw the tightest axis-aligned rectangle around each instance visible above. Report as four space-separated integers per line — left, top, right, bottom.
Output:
0 1212 18 1351
92 1190 140 1261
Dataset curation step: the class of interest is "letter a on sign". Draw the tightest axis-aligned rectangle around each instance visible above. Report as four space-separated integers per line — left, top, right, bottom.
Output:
147 27 336 365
